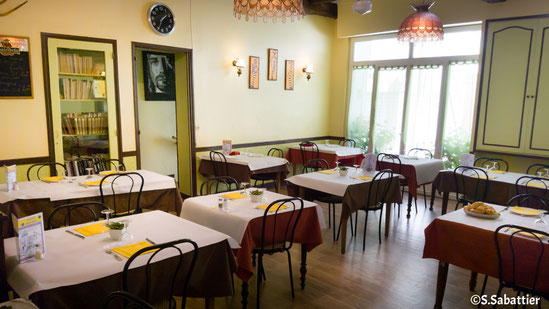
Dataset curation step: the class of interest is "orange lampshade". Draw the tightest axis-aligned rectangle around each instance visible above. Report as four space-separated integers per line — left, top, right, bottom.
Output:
398 2 444 42
233 0 305 23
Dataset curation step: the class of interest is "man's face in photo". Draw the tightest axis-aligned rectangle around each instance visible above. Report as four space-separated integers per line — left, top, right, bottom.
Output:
148 54 169 93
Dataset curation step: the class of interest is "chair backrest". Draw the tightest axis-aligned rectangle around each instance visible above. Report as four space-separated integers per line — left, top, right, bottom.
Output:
100 172 145 216
102 291 155 309
474 157 509 172
515 175 549 198
27 162 68 181
526 164 549 176
407 148 433 159
507 194 549 211
376 153 402 174
338 138 356 147
200 176 240 195
364 169 394 209
259 198 304 253
267 148 284 158
299 142 319 166
304 159 329 173
47 202 110 230
494 224 549 296
123 239 198 309
453 166 490 203
95 159 127 172
209 151 228 177
0 214 9 302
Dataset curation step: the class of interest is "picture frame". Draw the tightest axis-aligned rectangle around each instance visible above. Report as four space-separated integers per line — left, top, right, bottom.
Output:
0 35 33 99
249 56 260 89
285 60 294 90
267 48 278 81
142 50 175 101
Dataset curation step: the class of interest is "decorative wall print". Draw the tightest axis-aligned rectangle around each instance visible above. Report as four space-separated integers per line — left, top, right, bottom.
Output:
267 48 278 81
0 35 32 98
285 60 294 90
143 50 175 101
249 56 259 89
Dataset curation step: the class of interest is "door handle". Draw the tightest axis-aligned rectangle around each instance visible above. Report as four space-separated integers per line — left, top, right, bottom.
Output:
171 136 177 140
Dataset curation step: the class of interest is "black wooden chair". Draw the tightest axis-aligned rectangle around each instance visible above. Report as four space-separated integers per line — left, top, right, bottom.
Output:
47 201 110 230
254 198 304 309
407 148 433 208
473 157 509 172
95 159 126 172
299 142 319 173
200 176 240 195
526 163 549 176
210 151 229 177
516 175 549 198
303 158 330 174
377 153 416 216
26 162 68 181
100 172 144 217
0 214 10 302
102 291 155 309
453 166 490 210
338 138 356 147
250 148 284 189
123 239 199 309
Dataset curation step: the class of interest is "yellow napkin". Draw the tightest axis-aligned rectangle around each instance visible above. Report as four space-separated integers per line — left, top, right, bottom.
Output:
112 241 158 259
256 203 289 212
318 170 337 174
99 170 116 175
510 206 542 216
354 176 373 181
42 176 63 182
527 182 547 189
489 170 505 174
74 221 108 237
84 180 110 186
222 192 247 200
510 227 547 239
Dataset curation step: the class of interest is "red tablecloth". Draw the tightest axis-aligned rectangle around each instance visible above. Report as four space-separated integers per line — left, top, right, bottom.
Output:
377 161 420 198
286 148 364 169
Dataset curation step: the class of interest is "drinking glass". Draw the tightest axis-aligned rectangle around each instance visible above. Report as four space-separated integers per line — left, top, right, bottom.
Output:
353 164 360 177
485 164 491 172
85 167 94 179
325 140 329 146
240 182 249 195
101 209 114 226
335 161 340 170
544 168 549 179
491 162 497 172
535 212 546 231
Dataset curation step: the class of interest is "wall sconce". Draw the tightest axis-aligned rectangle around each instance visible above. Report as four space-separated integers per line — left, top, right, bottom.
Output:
232 58 246 76
303 64 314 81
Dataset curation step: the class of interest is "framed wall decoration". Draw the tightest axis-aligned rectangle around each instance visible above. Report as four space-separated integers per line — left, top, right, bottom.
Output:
0 35 32 99
249 56 259 89
267 48 278 80
285 60 294 90
142 50 175 101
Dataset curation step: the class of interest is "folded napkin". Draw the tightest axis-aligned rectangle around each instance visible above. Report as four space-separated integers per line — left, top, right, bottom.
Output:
256 203 289 212
42 176 63 182
74 221 108 237
510 227 547 238
489 170 505 174
112 240 158 259
222 192 247 200
510 206 542 216
470 175 494 180
318 170 337 175
99 170 116 175
526 182 548 189
84 180 110 186
354 176 373 181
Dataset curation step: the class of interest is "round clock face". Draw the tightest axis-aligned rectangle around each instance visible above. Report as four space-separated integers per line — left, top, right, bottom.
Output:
148 3 175 35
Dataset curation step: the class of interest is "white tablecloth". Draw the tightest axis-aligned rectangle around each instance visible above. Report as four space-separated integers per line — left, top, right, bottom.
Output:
398 158 444 185
5 210 229 299
197 152 288 172
180 190 325 247
289 144 363 157
0 170 176 204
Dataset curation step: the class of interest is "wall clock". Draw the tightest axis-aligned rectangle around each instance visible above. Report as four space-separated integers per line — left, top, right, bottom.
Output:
148 3 175 35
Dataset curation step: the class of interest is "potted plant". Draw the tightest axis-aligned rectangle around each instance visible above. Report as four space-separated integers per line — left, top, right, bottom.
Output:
339 166 348 176
249 189 264 203
107 221 126 241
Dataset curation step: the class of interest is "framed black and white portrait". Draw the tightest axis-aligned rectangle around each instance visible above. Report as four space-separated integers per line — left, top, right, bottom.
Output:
142 51 175 101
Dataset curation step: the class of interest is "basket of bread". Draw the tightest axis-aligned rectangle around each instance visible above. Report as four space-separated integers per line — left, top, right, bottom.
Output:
463 202 501 219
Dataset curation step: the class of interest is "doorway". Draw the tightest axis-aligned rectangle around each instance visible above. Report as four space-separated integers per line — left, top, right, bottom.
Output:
131 43 196 196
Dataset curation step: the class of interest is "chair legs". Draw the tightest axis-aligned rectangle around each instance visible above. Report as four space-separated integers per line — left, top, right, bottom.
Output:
362 210 369 251
287 251 295 298
256 251 295 309
256 254 263 309
478 275 488 308
328 203 331 228
423 185 428 208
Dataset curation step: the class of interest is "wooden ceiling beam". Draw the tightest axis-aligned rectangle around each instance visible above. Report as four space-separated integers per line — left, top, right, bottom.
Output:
303 0 338 19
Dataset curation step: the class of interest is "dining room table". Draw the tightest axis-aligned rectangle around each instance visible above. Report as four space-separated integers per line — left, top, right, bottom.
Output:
286 144 365 174
0 170 182 230
285 167 402 254
423 203 549 309
180 189 324 308
197 152 290 192
5 210 236 309
377 156 444 218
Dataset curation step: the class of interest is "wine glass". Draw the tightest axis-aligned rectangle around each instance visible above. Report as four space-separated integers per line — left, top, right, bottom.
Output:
325 140 329 146
335 161 340 171
485 164 491 172
85 167 94 179
544 168 549 179
535 212 546 231
240 182 249 195
491 162 498 172
353 164 360 177
101 209 114 227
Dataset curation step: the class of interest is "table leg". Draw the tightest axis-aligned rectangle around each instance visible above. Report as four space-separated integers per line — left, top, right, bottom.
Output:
469 272 478 291
298 186 305 199
300 244 307 289
241 281 248 309
205 297 215 309
385 203 391 237
430 184 436 211
441 192 449 215
434 261 449 309
292 164 297 176
340 218 347 254
406 193 413 219
276 172 282 193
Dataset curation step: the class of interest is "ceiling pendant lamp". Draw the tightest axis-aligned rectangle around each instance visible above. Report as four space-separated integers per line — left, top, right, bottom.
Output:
398 1 444 43
233 0 305 23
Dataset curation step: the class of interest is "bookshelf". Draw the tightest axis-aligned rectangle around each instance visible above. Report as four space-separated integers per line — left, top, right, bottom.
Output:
44 37 120 176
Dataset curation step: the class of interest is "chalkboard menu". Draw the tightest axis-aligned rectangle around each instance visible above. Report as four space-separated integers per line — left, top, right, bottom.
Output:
0 36 33 98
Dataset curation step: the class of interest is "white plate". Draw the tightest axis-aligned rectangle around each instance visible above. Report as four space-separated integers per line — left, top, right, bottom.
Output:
464 208 501 220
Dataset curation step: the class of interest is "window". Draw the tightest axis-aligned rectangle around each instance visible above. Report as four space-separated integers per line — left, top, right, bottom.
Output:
347 25 481 166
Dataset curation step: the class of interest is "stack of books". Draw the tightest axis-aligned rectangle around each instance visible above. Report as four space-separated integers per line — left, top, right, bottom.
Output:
60 78 94 100
58 51 101 75
62 113 107 135
65 155 110 176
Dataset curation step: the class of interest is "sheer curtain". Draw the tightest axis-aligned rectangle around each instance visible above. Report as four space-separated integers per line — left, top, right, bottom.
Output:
404 65 443 154
347 66 374 149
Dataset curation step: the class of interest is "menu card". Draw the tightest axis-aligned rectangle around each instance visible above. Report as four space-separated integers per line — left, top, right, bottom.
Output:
5 165 16 192
222 140 232 155
460 154 475 167
12 212 46 263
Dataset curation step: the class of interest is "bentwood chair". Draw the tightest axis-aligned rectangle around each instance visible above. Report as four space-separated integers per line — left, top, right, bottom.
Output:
254 198 304 309
453 166 490 210
407 148 433 208
0 214 10 302
26 162 68 181
377 153 416 216
516 175 549 198
209 151 229 177
474 157 509 172
200 176 240 195
94 159 126 173
47 202 110 230
299 142 319 173
250 148 284 190
100 172 144 217
123 239 198 309
338 138 356 147
526 163 549 176
102 291 155 309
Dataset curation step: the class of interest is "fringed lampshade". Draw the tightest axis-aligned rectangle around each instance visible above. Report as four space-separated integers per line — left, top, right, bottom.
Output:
233 0 305 23
398 2 444 43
